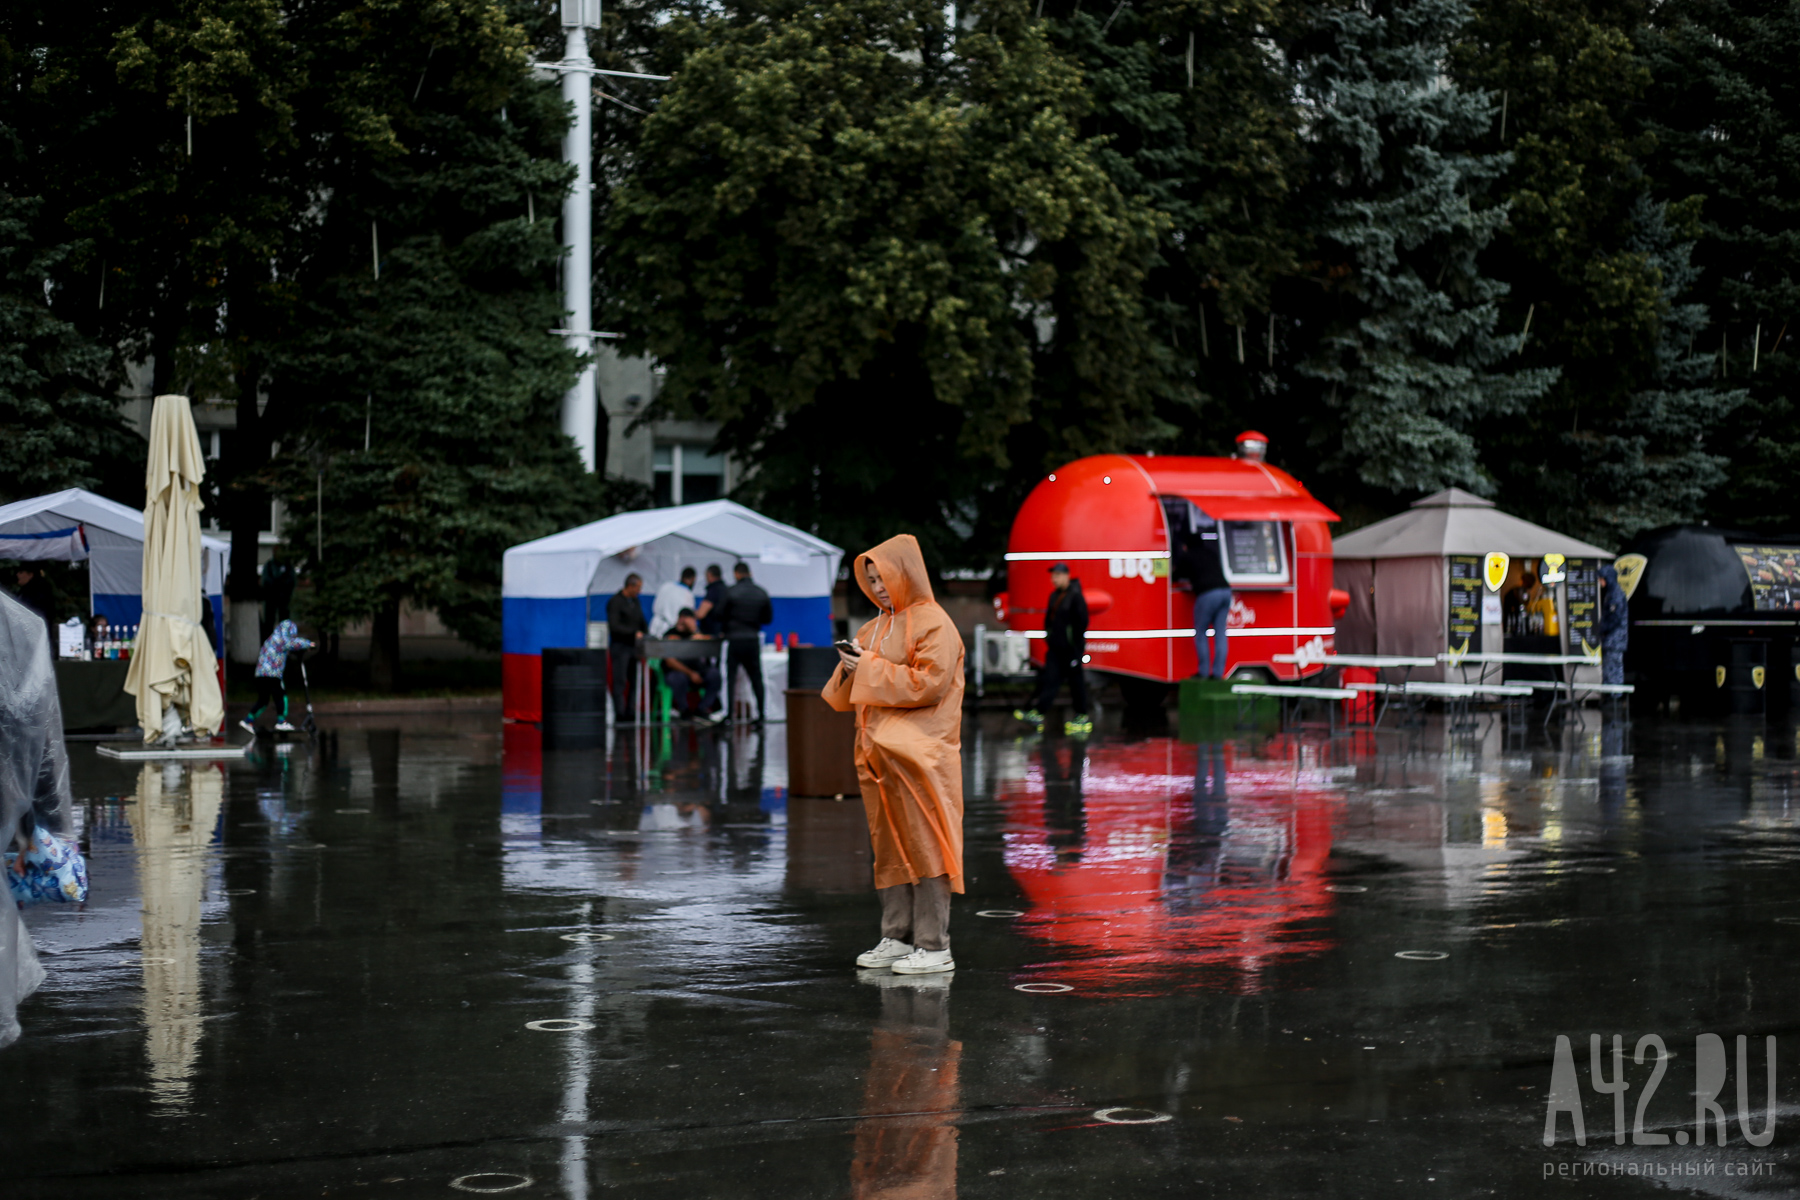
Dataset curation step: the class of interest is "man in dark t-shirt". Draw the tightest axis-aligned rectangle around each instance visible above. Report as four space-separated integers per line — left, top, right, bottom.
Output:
697 564 728 638
606 574 648 721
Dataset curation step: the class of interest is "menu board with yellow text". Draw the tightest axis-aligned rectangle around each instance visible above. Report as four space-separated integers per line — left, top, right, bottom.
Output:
1448 555 1482 654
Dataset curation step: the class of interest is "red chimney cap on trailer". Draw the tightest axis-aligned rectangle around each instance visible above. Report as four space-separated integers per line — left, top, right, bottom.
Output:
1235 430 1269 461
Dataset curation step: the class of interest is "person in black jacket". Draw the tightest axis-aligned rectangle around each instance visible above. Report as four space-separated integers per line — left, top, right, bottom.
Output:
1015 564 1091 736
606 574 649 721
1597 563 1629 685
718 561 773 722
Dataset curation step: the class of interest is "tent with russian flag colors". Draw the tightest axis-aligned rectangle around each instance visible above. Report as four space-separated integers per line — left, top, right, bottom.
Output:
502 500 842 722
0 488 228 648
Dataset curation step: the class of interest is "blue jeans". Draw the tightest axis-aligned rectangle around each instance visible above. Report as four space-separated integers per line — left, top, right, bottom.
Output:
1193 588 1232 678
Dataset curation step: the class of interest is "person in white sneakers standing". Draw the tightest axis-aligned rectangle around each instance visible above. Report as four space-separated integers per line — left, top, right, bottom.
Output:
823 534 965 975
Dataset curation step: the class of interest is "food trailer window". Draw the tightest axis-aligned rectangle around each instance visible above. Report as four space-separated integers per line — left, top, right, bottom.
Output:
1221 521 1289 585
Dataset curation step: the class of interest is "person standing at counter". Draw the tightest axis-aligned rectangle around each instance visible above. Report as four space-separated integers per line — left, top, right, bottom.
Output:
1177 512 1232 679
719 562 773 723
607 574 649 722
1598 564 1628 684
824 535 965 976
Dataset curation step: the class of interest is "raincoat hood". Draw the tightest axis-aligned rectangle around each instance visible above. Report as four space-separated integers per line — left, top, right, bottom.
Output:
856 534 935 612
1598 564 1619 587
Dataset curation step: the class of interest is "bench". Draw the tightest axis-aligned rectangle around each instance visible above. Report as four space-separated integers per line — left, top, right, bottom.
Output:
1342 680 1533 729
1510 679 1634 725
1232 684 1359 733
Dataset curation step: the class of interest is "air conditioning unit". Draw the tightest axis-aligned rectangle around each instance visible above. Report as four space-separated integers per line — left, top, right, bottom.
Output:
983 633 1034 677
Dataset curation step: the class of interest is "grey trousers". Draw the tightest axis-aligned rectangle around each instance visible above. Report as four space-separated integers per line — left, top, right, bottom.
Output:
878 875 952 951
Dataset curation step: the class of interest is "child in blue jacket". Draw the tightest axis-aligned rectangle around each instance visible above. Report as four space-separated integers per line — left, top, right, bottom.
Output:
241 620 314 733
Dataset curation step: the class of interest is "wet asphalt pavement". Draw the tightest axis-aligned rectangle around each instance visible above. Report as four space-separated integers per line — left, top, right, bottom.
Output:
7 709 1800 1197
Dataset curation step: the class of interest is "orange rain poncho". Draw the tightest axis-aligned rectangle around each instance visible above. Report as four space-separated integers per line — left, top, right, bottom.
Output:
822 534 966 893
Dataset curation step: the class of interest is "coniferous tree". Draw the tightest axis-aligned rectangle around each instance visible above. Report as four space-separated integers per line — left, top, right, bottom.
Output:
0 194 123 504
1570 196 1746 542
1035 0 1310 455
267 0 611 686
1450 0 1684 540
1267 0 1556 510
1640 0 1800 532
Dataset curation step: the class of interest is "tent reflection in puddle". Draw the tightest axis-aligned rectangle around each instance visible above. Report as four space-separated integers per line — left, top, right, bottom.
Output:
1000 738 1340 993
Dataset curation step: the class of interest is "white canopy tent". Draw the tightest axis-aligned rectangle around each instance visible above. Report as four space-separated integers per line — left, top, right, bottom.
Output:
0 488 228 643
502 500 842 721
1332 488 1613 674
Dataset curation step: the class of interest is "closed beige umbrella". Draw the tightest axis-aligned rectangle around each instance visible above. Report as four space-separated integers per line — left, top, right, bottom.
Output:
125 395 224 742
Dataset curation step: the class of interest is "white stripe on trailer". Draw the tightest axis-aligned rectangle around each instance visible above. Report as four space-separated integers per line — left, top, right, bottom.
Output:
1003 550 1171 561
1000 627 1334 640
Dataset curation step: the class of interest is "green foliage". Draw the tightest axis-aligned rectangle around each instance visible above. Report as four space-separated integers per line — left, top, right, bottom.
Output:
5 0 631 657
266 1 622 652
1277 0 1556 501
601 0 1163 563
1640 0 1800 532
1449 0 1741 546
1568 196 1746 542
0 194 124 504
1039 0 1311 439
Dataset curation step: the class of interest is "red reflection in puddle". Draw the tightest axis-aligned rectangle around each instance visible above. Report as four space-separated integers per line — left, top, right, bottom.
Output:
1000 736 1343 995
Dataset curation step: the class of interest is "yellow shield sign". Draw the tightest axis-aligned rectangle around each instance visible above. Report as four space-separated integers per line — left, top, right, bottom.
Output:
1716 666 1728 688
1483 552 1509 592
1541 552 1567 584
1754 666 1767 689
1614 553 1647 599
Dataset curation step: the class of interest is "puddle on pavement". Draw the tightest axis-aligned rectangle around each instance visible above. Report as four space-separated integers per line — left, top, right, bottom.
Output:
6 709 1799 1196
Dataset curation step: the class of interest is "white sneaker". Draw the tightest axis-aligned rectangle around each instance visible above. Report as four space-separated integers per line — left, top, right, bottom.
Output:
891 947 955 974
855 937 914 968
275 721 296 732
238 719 256 735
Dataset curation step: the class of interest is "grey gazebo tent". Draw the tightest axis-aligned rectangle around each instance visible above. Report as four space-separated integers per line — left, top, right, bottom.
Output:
1331 488 1614 678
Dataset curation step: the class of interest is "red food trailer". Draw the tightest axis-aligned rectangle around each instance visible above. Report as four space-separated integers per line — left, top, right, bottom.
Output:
997 436 1345 686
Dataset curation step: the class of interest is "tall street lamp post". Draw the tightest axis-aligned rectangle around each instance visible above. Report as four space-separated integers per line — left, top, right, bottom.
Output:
544 2 669 473
560 0 599 472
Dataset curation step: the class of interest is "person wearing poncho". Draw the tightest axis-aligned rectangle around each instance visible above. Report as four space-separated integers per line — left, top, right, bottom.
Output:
822 534 965 976
0 590 74 1047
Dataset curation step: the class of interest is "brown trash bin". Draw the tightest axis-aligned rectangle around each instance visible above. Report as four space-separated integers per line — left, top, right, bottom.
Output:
786 688 860 797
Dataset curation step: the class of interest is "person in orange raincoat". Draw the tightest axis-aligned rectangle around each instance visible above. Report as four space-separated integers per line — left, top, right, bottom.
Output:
822 534 965 976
